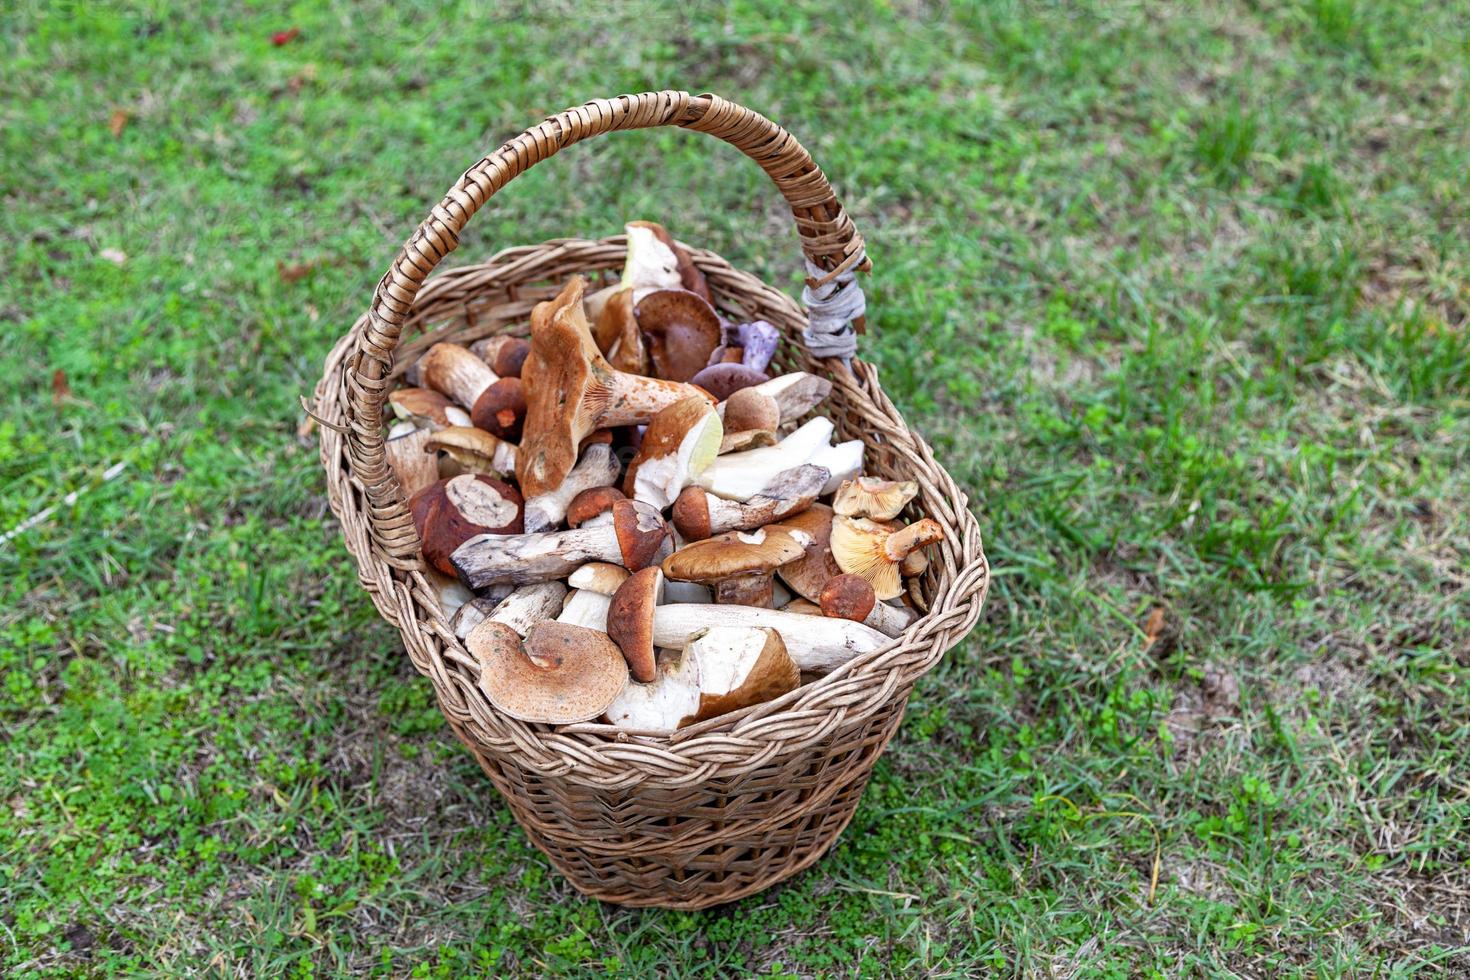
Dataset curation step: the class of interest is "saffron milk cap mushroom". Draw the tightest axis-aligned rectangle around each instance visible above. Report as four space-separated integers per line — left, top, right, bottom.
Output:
517 276 714 497
832 476 920 521
469 620 628 725
830 517 944 601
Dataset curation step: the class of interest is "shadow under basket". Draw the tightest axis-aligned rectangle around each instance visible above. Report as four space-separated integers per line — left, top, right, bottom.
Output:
312 91 989 909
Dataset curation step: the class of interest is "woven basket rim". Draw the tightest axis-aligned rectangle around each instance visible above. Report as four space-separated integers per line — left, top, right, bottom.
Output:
314 236 990 788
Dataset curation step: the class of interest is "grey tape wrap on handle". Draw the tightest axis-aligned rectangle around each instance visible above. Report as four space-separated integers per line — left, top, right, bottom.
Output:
801 256 867 364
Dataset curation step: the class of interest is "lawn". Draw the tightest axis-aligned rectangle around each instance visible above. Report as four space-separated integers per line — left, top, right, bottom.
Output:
3 0 1468 975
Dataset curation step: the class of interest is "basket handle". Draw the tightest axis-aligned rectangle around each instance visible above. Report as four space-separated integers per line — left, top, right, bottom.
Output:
341 90 870 566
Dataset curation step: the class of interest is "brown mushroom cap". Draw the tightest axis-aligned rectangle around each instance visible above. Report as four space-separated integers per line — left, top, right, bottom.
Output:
774 503 842 601
689 362 770 401
611 498 671 572
818 573 878 623
606 567 664 682
832 476 919 521
419 342 496 410
670 486 714 541
408 475 524 575
635 289 723 383
688 627 800 724
469 620 628 724
566 486 626 528
661 526 807 606
491 337 530 378
470 376 527 442
389 387 471 430
424 425 516 478
719 387 780 453
830 516 944 601
593 287 648 374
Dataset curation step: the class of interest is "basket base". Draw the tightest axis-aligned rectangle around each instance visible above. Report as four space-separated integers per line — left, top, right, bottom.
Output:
458 703 907 910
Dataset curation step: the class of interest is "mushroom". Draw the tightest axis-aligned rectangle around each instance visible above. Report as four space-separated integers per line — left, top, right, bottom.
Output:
603 626 798 734
622 397 723 510
661 526 808 607
408 475 524 575
745 372 833 425
592 287 649 374
830 517 944 601
695 416 835 502
566 485 626 528
428 568 475 619
385 421 438 497
522 442 621 533
774 504 842 602
725 321 780 373
451 498 670 588
474 581 568 638
689 362 769 401
663 580 713 604
671 464 828 540
818 574 919 638
390 387 472 430
623 220 709 301
517 276 715 497
808 439 865 495
468 620 628 725
449 596 497 639
635 289 723 382
567 562 630 595
556 588 613 631
832 477 919 521
781 598 823 616
469 377 526 442
606 567 664 681
425 426 517 479
419 343 497 410
471 335 530 378
718 387 780 453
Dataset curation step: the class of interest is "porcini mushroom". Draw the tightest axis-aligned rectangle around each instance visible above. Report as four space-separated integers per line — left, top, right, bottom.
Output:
774 503 842 602
567 562 630 596
622 220 709 301
689 362 770 401
469 620 628 725
606 567 664 681
517 276 715 497
745 372 833 425
809 439 865 495
425 426 517 479
830 517 944 601
661 526 808 607
469 377 527 442
671 464 828 541
603 644 701 733
635 289 723 382
566 485 626 528
832 476 919 521
685 626 799 723
818 574 919 638
419 343 497 410
471 335 530 378
451 499 670 588
592 287 648 374
718 387 780 454
386 421 437 497
695 416 836 502
522 443 621 533
556 588 612 631
390 387 472 430
623 396 722 510
479 581 568 637
408 475 524 575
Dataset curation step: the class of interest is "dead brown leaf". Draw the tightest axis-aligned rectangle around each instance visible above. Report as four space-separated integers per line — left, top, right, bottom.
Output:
1142 607 1166 651
108 109 129 138
51 369 70 407
277 259 317 283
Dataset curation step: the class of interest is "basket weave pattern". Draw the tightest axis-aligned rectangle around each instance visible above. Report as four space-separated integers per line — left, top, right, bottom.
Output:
314 92 989 908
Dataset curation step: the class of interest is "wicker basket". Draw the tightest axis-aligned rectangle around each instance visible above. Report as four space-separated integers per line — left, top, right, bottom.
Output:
312 91 989 909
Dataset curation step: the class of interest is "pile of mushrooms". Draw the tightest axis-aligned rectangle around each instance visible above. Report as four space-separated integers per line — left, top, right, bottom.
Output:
384 222 942 734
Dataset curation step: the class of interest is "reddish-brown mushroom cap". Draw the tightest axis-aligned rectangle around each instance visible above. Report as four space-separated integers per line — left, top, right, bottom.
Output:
566 486 626 528
469 620 628 725
719 387 781 453
611 498 672 572
607 567 664 682
818 574 878 623
775 503 842 601
670 486 714 541
689 362 770 401
408 475 524 575
491 337 530 378
470 376 527 442
635 289 723 383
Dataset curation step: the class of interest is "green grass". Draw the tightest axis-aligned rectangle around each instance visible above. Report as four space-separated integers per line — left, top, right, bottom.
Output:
2 0 1468 975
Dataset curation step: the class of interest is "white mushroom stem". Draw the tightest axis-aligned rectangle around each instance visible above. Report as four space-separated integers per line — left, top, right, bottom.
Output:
808 440 864 495
537 593 885 674
696 417 835 502
679 465 828 538
450 597 496 639
420 343 498 409
663 580 713 604
864 601 919 638
386 423 438 497
557 589 612 630
487 582 568 637
427 569 474 619
649 605 887 673
522 444 620 533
